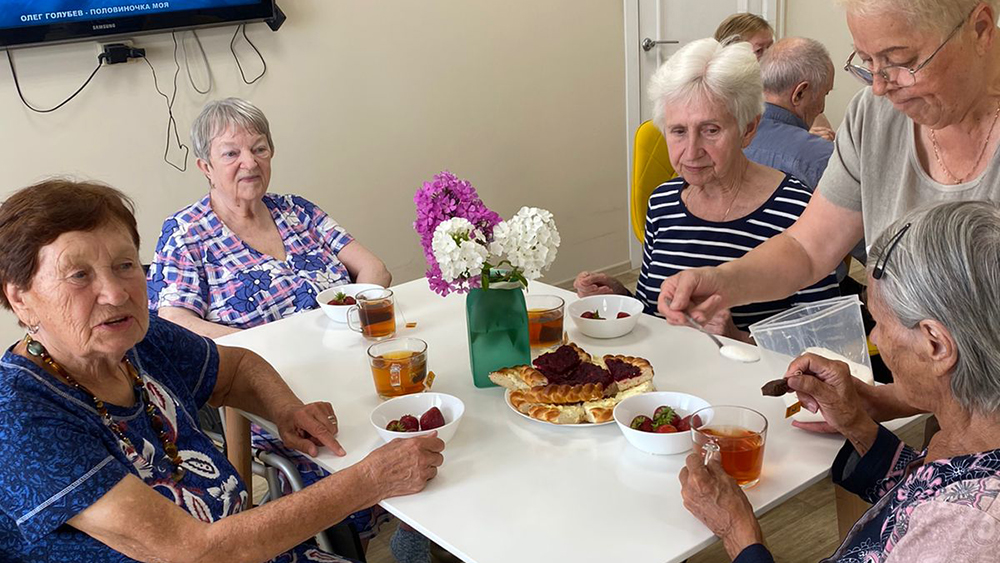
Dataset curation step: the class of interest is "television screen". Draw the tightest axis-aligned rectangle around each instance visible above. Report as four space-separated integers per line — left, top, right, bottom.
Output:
2 0 275 48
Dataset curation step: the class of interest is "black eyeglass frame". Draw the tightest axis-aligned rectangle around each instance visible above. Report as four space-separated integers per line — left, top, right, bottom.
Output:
844 13 968 86
872 223 912 280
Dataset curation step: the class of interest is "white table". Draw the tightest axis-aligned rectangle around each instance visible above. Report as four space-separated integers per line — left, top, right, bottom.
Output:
218 280 912 563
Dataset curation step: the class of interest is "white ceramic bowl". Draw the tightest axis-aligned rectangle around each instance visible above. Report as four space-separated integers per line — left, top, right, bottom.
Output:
613 391 710 455
567 294 644 339
317 283 382 323
370 392 465 444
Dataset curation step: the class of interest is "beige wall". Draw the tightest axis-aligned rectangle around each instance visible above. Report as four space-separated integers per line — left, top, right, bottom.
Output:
0 0 628 345
784 0 865 128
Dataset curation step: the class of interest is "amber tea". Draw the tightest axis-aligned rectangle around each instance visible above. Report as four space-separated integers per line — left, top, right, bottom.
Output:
526 295 565 349
367 338 428 400
692 406 768 489
348 289 396 340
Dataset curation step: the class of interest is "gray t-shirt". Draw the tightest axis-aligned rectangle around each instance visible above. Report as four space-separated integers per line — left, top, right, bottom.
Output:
819 88 1000 246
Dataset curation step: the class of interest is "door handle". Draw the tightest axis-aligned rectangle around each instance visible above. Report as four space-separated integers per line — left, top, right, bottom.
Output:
642 38 680 52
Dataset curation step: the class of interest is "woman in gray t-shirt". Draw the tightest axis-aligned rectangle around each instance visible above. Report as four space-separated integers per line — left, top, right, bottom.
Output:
658 0 1000 423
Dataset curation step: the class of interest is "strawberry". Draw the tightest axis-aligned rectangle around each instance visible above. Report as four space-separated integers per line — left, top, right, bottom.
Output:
655 424 678 433
676 414 702 432
399 414 420 432
581 309 603 320
343 296 357 305
617 312 630 319
653 406 676 427
419 407 446 431
385 419 406 432
328 291 350 306
630 415 654 432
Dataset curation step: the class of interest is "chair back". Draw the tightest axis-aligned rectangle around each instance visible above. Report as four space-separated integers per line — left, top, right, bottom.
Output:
631 120 676 244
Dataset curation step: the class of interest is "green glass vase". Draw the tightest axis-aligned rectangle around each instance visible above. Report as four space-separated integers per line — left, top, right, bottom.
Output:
465 283 531 388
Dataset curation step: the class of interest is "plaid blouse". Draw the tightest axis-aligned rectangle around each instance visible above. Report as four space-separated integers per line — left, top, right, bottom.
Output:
147 193 354 329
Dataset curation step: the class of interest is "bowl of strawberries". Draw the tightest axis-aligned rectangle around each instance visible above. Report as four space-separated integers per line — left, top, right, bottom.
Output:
370 392 465 444
613 391 710 455
567 294 644 339
317 283 382 323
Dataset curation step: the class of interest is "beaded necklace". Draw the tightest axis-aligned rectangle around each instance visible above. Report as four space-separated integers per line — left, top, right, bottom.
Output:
23 334 186 482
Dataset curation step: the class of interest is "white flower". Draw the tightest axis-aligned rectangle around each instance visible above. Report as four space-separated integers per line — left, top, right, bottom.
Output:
489 207 560 280
432 218 488 282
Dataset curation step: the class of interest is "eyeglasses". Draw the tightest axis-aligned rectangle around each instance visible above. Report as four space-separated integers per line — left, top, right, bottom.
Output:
872 223 911 280
844 15 967 87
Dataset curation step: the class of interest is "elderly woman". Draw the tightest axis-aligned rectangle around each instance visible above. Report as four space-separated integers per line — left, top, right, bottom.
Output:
575 38 839 341
0 180 443 562
147 97 390 339
714 13 774 59
661 0 1000 414
680 200 1000 562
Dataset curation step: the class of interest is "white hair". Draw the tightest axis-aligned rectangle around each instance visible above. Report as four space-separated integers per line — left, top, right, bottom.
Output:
760 37 833 95
648 38 764 134
191 97 274 162
868 201 1000 416
837 0 1000 36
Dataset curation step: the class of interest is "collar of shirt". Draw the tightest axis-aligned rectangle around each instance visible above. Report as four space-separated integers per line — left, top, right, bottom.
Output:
762 103 809 131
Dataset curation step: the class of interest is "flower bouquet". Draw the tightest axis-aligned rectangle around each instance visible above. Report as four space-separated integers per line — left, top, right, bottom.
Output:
414 171 560 387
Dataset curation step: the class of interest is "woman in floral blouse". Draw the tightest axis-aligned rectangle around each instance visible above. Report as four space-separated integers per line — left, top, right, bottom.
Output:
680 201 1000 563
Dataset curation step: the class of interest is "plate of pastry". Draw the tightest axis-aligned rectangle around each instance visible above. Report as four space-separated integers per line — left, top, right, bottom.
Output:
490 343 656 426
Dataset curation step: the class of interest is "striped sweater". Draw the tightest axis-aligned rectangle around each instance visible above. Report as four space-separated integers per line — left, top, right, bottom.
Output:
637 174 840 329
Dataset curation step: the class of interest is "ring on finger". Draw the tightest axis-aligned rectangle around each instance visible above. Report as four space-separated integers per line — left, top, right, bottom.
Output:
327 415 338 424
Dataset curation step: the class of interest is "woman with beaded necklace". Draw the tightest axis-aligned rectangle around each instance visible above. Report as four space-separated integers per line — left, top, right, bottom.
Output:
0 180 444 562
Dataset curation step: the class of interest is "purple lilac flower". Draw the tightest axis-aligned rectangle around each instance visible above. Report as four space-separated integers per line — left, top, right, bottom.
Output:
414 171 500 295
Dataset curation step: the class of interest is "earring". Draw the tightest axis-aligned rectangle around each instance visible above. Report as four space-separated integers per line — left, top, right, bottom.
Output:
26 323 40 335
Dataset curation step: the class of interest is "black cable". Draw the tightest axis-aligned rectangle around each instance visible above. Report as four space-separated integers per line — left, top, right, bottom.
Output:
182 29 212 94
142 39 189 172
230 24 266 84
7 50 104 113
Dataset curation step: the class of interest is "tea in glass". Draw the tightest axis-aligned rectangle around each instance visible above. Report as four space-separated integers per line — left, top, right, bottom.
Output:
526 295 565 349
691 406 768 488
367 338 429 399
348 288 396 340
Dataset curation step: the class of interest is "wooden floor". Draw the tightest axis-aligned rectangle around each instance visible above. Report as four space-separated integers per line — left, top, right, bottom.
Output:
356 267 919 563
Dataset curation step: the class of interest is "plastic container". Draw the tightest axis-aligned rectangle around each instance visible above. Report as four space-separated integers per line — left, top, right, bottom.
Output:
748 295 873 423
748 295 871 371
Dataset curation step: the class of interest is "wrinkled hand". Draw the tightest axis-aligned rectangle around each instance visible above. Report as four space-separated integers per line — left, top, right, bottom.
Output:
573 271 625 297
679 453 763 558
362 434 446 500
784 353 869 435
276 402 346 457
657 267 728 326
809 125 836 142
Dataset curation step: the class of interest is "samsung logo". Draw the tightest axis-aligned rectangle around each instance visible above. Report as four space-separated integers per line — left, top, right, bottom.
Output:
92 23 116 30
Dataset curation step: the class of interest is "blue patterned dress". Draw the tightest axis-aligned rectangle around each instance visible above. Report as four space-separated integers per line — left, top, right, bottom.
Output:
0 315 353 562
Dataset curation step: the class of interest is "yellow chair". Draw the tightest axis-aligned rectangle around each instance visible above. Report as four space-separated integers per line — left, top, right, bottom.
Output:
631 120 676 244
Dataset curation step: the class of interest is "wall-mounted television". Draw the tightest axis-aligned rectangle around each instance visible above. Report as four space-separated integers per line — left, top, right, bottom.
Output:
1 0 276 49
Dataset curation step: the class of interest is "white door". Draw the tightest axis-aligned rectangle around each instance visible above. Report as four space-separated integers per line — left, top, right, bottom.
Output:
623 0 784 269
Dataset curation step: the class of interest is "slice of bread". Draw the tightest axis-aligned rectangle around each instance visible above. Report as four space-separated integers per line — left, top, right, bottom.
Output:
603 355 654 390
489 364 549 390
582 380 657 423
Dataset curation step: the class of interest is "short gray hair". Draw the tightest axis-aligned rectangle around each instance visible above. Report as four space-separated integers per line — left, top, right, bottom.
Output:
760 37 832 96
837 0 1000 36
867 201 1000 416
191 97 274 162
648 38 764 133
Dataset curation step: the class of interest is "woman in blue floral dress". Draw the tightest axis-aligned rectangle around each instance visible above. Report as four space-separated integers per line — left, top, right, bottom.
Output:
679 201 1000 562
145 98 423 556
0 180 443 562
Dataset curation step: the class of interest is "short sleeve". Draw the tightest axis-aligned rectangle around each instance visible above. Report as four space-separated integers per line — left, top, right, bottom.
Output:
147 218 210 318
0 393 128 544
137 315 220 409
817 90 866 212
297 196 354 255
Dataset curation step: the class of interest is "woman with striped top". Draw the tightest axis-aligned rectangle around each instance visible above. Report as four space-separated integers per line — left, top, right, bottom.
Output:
575 37 838 342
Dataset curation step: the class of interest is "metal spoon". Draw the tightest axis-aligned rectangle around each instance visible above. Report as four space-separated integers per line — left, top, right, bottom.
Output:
683 313 760 363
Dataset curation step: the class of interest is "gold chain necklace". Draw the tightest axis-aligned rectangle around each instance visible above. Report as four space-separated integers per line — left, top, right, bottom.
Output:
930 99 1000 185
23 335 186 482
